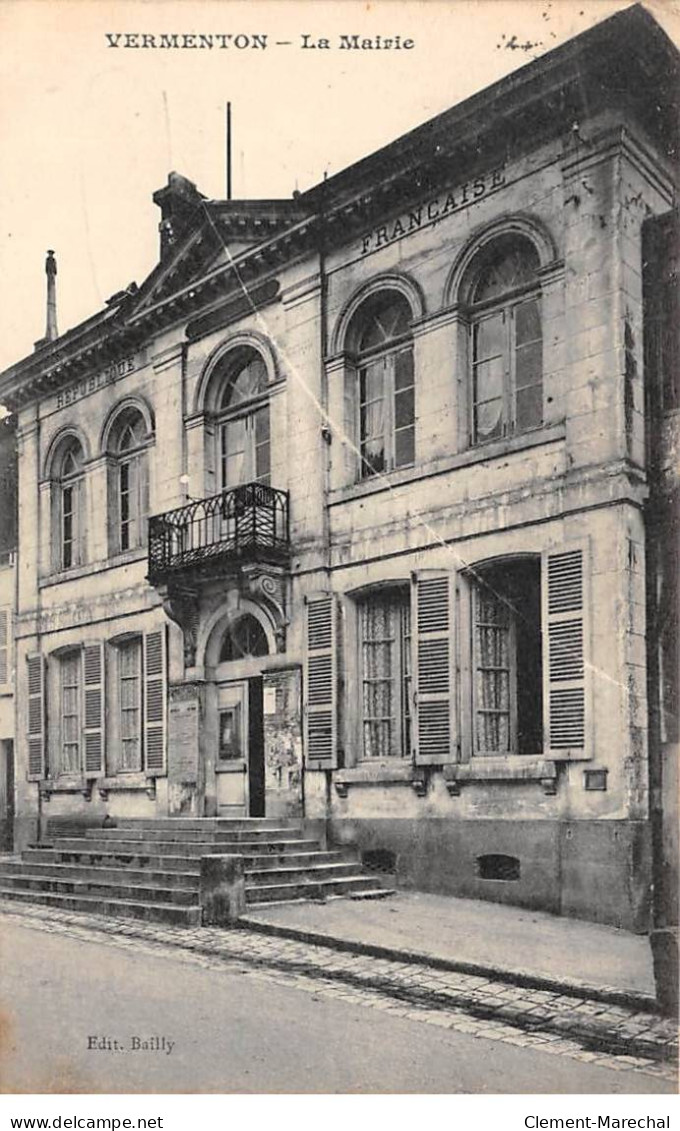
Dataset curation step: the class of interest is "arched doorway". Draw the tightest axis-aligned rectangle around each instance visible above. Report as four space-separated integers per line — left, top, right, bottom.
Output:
213 613 270 817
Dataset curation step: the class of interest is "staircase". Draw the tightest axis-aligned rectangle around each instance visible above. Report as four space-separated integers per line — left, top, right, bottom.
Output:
0 818 395 926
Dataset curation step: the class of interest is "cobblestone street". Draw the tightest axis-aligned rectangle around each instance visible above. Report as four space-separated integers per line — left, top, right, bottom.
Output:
0 899 675 1089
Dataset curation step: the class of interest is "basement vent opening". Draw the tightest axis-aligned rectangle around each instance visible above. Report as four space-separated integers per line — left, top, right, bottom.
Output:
477 854 520 882
361 848 397 875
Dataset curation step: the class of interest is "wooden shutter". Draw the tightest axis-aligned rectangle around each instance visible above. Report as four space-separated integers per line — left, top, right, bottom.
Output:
83 642 105 777
542 543 590 758
144 627 167 775
304 594 338 770
27 652 46 781
0 608 9 685
412 571 457 765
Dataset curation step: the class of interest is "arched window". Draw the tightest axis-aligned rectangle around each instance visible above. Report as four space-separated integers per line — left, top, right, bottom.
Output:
348 292 414 479
54 438 85 570
219 614 270 662
216 348 270 489
108 407 150 553
468 236 543 445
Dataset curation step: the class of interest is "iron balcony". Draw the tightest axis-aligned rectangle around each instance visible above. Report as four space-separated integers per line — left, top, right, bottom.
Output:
147 482 290 585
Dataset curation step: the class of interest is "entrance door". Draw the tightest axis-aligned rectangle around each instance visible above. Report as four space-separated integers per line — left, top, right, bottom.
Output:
248 678 265 817
215 679 265 817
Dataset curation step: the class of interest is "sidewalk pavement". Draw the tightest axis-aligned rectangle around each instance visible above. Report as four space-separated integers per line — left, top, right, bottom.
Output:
0 897 676 1076
241 890 658 1007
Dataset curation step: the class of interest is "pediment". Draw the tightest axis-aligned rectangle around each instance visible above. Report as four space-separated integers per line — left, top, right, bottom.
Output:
130 221 230 315
130 199 306 316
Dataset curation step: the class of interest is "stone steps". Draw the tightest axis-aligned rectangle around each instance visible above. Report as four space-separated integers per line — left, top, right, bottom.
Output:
90 826 302 844
0 885 201 925
4 818 394 923
246 875 391 904
22 847 350 873
0 870 198 905
49 836 316 856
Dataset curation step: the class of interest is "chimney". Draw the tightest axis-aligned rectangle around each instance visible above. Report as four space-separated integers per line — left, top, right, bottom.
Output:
34 250 58 351
152 172 205 260
45 250 58 341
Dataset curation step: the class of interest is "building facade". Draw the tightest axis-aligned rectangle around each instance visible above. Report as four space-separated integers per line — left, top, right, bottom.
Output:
0 6 677 932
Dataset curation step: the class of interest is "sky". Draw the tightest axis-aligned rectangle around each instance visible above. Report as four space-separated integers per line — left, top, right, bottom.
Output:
0 0 678 375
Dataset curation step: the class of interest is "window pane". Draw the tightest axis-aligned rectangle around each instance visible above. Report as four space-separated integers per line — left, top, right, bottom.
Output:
254 406 270 442
394 348 414 391
475 589 511 754
516 385 543 431
395 425 415 468
60 654 80 775
223 354 268 407
360 361 384 403
474 314 504 362
255 441 271 485
474 400 503 442
119 641 142 771
357 296 411 352
219 706 243 760
473 355 504 404
221 419 246 487
361 437 385 477
360 595 410 759
472 238 540 303
394 386 414 429
515 340 542 390
515 299 541 346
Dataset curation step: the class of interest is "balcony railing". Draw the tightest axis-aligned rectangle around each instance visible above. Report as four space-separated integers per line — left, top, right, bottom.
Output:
147 483 290 586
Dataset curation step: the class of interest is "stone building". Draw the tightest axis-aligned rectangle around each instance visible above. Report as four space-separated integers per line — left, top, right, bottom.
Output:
0 5 677 932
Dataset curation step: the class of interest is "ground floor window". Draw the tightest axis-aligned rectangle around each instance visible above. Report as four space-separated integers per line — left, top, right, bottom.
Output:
42 630 166 781
360 591 411 759
117 638 143 772
58 652 81 775
471 558 542 757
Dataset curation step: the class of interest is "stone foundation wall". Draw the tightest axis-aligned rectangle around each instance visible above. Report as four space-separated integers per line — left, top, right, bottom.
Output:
328 816 651 933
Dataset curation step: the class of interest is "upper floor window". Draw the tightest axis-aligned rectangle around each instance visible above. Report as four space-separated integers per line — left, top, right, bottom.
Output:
469 236 543 445
54 439 85 570
350 293 414 479
217 348 270 489
109 408 150 554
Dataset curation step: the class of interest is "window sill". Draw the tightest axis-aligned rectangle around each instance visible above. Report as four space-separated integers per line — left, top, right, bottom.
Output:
328 422 566 506
98 775 157 800
39 548 148 589
334 763 426 797
443 758 557 796
40 777 91 799
216 761 246 774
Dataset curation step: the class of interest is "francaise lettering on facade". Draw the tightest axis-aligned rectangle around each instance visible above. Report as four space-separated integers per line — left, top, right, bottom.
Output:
360 167 506 256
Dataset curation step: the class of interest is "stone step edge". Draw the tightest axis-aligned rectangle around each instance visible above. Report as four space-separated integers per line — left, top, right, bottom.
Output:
0 887 200 916
0 875 200 899
236 915 661 1016
19 853 349 871
0 863 369 887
